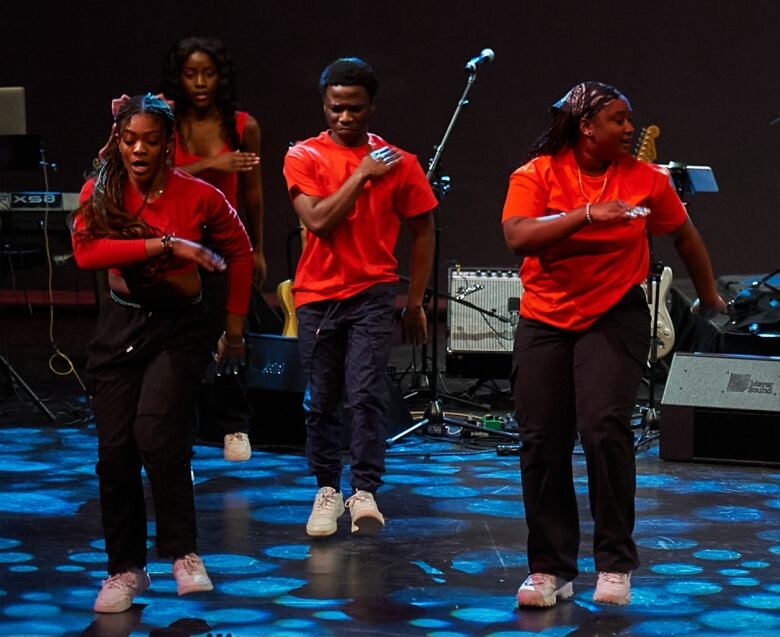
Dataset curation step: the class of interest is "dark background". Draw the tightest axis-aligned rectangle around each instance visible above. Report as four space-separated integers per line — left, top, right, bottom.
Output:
2 0 779 292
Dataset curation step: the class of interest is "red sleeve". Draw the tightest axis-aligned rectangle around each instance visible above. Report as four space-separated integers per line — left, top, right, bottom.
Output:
236 111 249 143
646 165 688 235
395 153 438 218
502 159 550 222
283 145 328 198
70 181 147 270
203 191 254 314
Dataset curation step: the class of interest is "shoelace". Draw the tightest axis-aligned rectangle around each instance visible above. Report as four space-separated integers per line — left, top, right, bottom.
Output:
315 490 338 512
598 572 628 585
345 491 372 509
523 573 553 587
103 571 137 589
179 554 202 575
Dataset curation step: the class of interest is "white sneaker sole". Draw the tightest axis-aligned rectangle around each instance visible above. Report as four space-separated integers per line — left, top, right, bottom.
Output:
517 581 574 607
177 580 214 595
350 513 385 535
306 503 345 537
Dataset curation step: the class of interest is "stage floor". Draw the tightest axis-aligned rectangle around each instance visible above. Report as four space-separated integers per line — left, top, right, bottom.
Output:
1 302 780 636
1 416 780 636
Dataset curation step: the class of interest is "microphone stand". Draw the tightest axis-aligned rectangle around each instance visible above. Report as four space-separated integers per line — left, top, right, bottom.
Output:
388 64 518 446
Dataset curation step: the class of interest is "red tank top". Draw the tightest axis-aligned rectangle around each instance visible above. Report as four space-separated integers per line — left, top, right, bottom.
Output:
173 111 249 208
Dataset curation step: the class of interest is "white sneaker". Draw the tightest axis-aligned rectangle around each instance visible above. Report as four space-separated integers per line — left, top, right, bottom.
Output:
224 432 251 461
173 553 213 595
517 572 573 608
593 571 631 605
93 567 150 613
306 487 345 537
345 490 385 535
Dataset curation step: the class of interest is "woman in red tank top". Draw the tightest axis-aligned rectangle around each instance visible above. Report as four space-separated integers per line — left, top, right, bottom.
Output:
160 36 265 284
160 37 268 462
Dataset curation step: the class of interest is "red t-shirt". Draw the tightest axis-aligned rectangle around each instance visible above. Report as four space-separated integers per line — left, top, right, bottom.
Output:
283 131 437 307
502 147 687 330
73 168 254 314
173 111 249 208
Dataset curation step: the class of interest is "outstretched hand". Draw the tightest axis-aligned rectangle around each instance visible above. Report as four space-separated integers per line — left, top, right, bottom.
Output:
211 150 260 173
691 295 728 320
169 237 226 272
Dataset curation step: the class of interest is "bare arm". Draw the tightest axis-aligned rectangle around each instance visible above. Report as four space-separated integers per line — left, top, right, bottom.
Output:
402 212 435 345
669 216 727 318
291 146 401 237
237 115 266 287
502 200 632 256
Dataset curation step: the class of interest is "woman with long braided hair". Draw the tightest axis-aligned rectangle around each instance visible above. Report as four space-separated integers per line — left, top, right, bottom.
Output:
160 36 264 462
502 82 725 608
71 93 253 613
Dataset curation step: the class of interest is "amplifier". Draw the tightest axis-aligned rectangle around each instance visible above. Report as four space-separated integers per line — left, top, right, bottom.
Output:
446 267 521 378
660 352 780 466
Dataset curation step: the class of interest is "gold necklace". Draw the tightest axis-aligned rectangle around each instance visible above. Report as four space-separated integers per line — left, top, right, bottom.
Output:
577 166 609 204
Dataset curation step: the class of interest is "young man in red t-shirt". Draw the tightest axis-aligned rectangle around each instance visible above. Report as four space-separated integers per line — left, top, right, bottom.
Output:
283 58 436 537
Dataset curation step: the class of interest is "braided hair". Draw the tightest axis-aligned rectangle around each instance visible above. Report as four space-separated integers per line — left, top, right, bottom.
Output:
159 36 240 150
526 82 629 161
74 94 174 240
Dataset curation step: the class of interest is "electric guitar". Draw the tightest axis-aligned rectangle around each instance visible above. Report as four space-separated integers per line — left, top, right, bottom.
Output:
277 279 298 338
634 125 675 359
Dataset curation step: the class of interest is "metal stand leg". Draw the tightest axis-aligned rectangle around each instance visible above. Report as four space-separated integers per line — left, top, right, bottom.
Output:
0 354 56 421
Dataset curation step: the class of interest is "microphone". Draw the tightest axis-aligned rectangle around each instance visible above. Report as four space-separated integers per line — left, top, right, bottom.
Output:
465 48 495 73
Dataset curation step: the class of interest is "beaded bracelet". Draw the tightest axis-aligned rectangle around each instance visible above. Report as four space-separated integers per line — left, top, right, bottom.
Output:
585 203 593 224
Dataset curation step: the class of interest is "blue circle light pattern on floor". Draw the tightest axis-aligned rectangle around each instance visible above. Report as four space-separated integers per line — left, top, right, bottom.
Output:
695 505 765 522
631 619 700 636
451 606 515 623
699 609 780 631
666 580 722 596
220 576 306 598
0 493 78 516
636 536 698 550
203 554 277 575
264 544 311 560
692 548 741 561
735 593 780 610
650 563 704 576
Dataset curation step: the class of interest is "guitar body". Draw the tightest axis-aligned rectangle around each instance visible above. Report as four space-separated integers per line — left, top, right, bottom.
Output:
641 266 675 359
277 279 298 338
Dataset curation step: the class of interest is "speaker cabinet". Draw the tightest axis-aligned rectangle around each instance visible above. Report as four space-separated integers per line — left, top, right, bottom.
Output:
200 333 412 449
660 352 780 466
446 267 521 378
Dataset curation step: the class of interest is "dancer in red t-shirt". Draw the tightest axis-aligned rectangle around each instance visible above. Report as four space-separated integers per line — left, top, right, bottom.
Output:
72 94 253 612
502 82 726 608
284 58 436 537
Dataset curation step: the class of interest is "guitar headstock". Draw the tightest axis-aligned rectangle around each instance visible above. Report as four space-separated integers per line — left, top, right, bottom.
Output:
634 125 660 163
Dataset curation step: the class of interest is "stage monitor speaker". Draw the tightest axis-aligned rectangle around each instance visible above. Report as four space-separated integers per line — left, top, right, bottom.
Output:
446 267 521 378
199 333 412 449
660 352 780 466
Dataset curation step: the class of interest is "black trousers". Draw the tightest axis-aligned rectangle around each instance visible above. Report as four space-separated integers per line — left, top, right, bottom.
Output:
512 286 650 581
198 271 253 437
87 295 212 575
296 283 396 493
